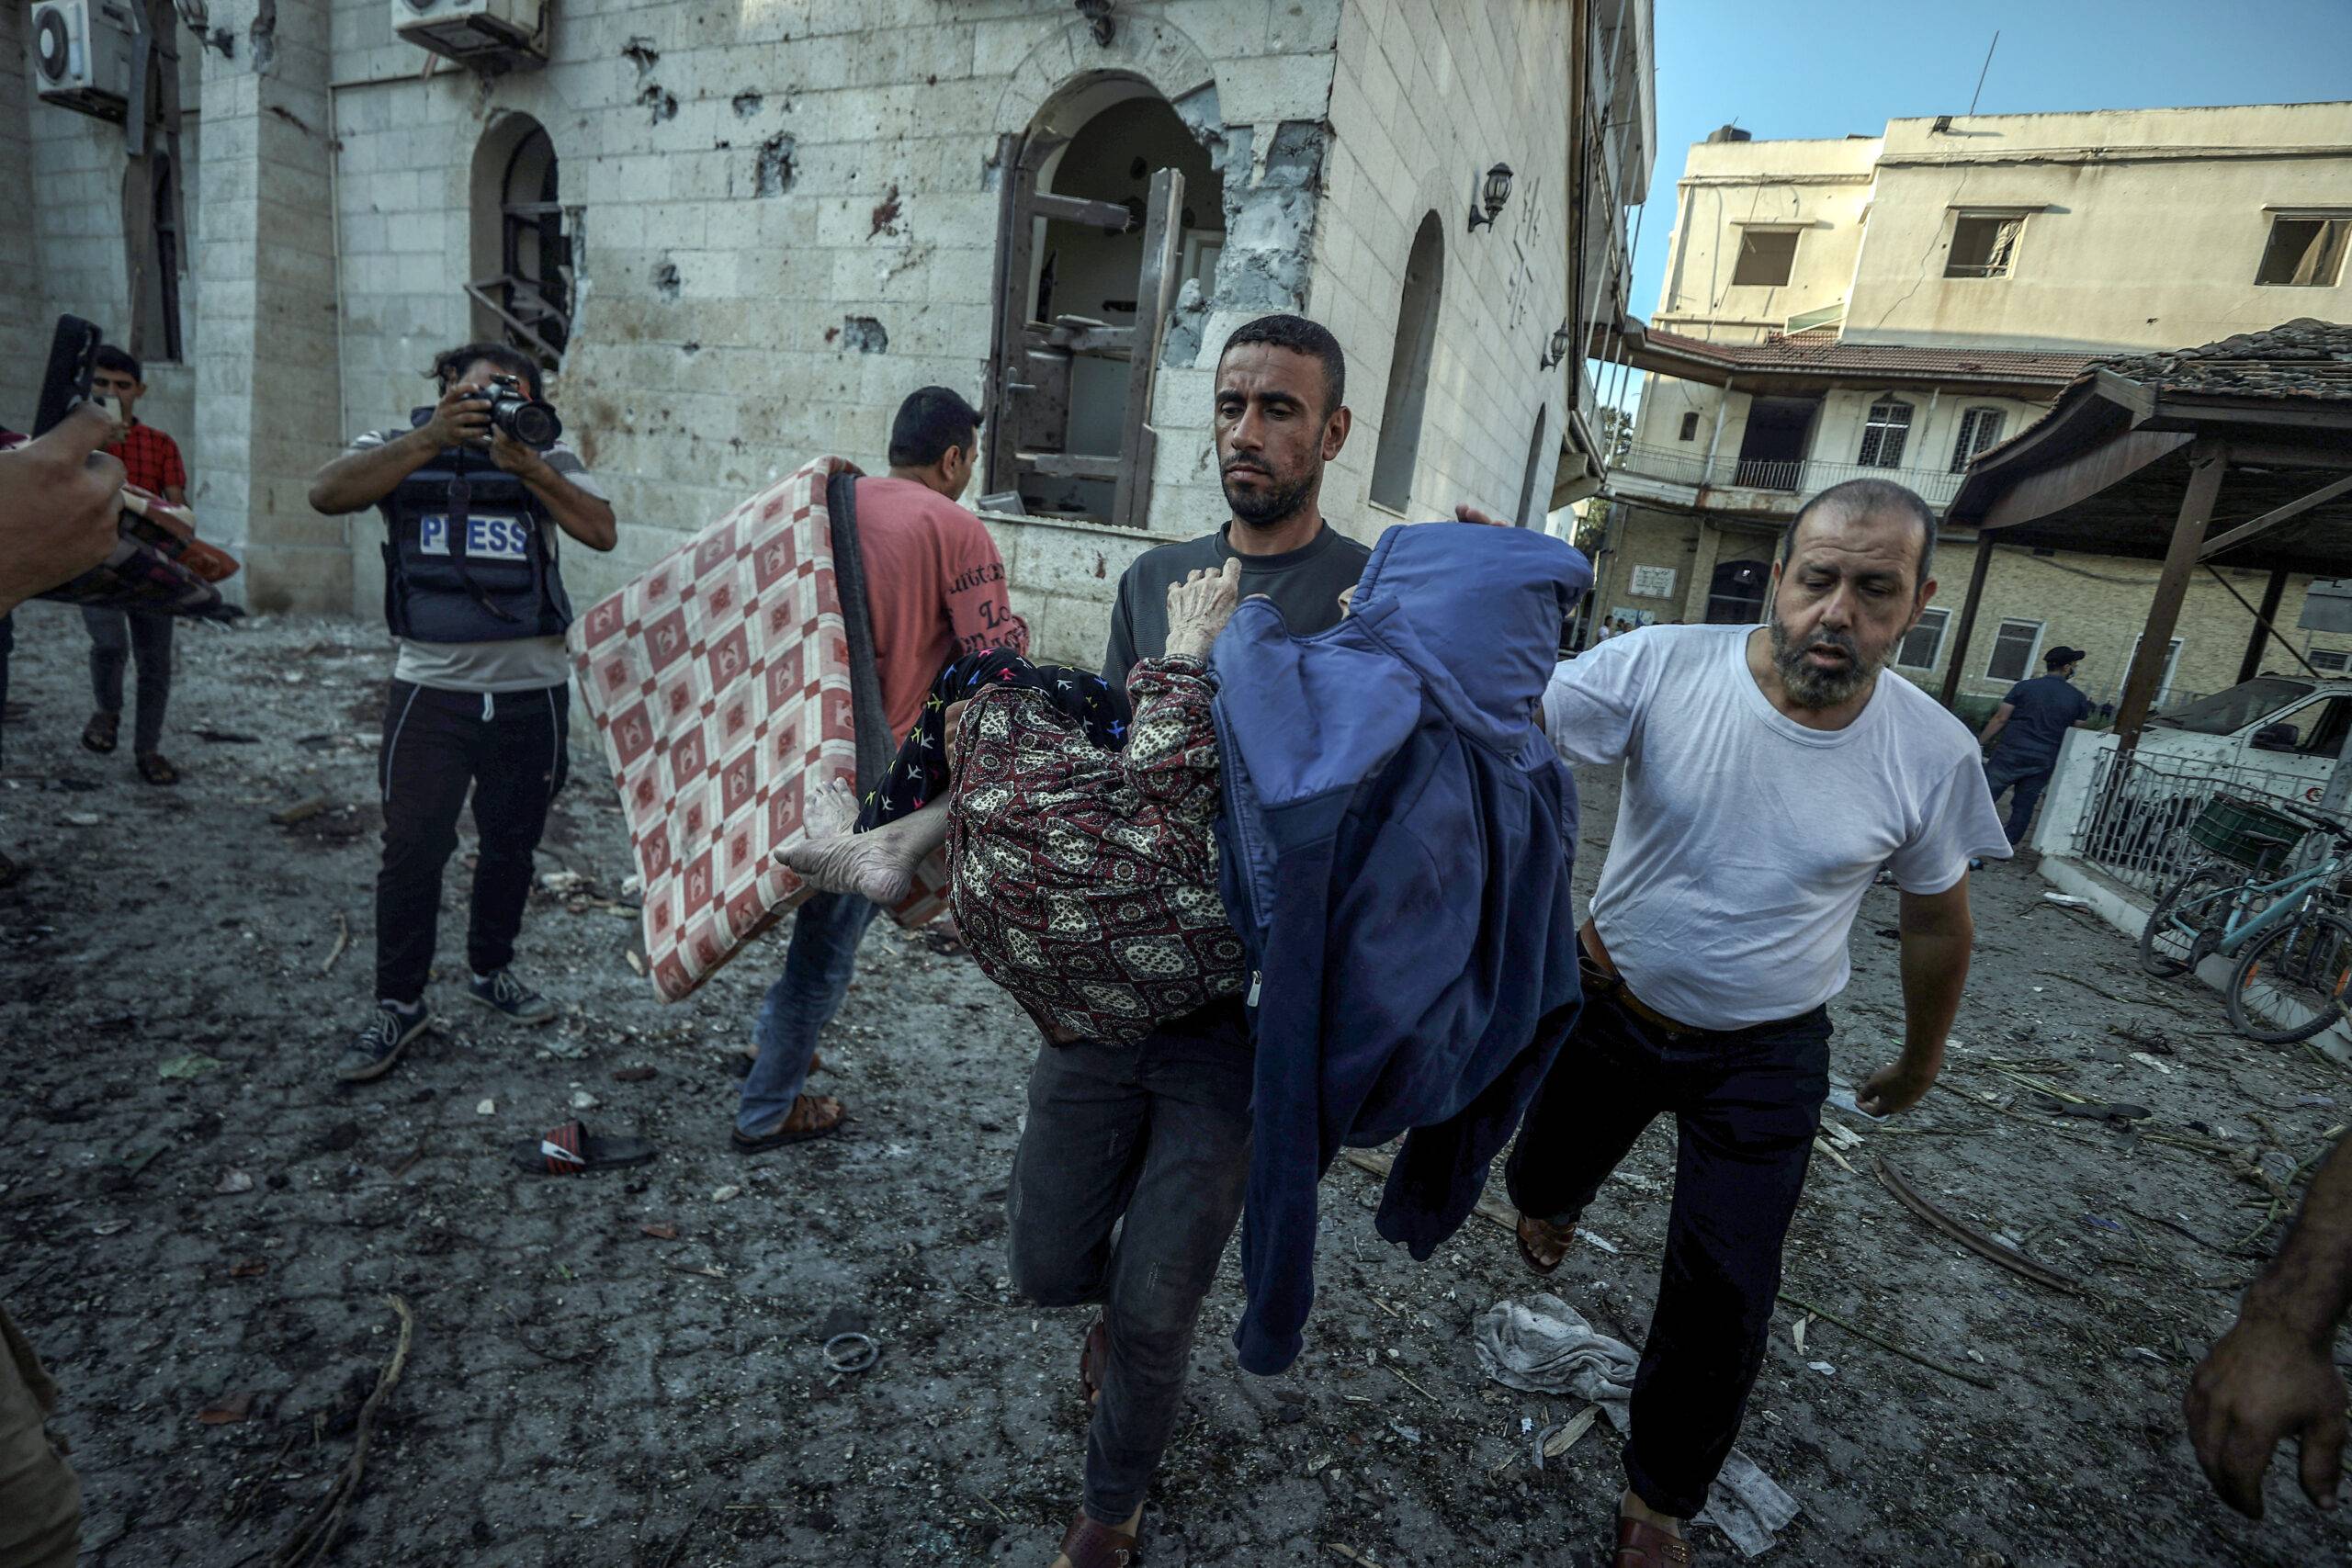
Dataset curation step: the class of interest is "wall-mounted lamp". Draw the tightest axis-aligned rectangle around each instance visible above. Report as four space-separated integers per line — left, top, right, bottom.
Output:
1538 320 1573 370
1074 0 1114 46
1466 163 1513 231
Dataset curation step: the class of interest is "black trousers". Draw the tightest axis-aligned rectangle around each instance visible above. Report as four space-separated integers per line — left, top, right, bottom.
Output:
1504 962 1831 1520
83 606 175 755
374 681 569 1005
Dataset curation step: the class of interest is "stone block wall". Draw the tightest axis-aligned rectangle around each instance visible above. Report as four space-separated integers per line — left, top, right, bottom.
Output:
1313 0 1576 538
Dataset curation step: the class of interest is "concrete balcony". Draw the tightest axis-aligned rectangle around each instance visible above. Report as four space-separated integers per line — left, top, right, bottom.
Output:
1605 443 1968 518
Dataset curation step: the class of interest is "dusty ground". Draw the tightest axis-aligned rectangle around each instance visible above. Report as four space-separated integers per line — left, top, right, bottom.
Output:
4 606 2351 1567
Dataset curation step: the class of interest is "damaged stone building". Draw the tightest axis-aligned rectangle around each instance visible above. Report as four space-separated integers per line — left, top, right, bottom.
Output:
3 0 1655 661
1587 100 2352 713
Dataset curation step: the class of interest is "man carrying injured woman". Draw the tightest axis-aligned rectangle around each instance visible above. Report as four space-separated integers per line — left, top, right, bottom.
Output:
785 314 1595 1568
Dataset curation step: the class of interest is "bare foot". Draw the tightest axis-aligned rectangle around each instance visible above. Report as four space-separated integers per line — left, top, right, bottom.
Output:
805 775 862 838
779 795 949 907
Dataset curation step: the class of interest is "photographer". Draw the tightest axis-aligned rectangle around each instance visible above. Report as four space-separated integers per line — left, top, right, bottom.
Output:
309 343 616 1083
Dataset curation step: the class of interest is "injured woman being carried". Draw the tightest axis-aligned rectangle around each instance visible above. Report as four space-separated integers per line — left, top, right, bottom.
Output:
785 517 1592 1377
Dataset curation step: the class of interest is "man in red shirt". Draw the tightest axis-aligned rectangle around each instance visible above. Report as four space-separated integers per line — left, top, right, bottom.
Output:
79 346 189 784
732 386 1027 1151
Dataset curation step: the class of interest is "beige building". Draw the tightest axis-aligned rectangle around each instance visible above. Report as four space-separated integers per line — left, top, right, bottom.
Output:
1590 99 2352 713
3 0 1653 666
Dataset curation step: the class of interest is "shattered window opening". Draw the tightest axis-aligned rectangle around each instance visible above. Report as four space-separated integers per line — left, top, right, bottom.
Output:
469 120 571 366
2256 215 2351 287
1730 228 1798 288
1945 214 2022 279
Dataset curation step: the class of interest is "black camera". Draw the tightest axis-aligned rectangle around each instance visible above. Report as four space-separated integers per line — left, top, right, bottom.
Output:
481 373 562 451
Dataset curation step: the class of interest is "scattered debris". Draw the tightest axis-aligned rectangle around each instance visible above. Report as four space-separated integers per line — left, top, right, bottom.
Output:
229 1258 268 1278
266 1295 413 1568
614 1066 656 1082
709 1184 741 1202
1776 1291 1996 1392
2041 893 2090 908
197 1391 255 1425
321 913 350 976
571 1090 600 1111
215 1169 254 1194
63 812 102 828
1876 1159 2083 1296
639 1223 678 1240
475 1098 496 1116
2131 1052 2176 1076
158 1053 224 1081
271 797 331 827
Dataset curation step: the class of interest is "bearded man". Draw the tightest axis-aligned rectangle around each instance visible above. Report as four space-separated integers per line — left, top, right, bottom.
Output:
1005 312 1367 1568
1510 478 2010 1568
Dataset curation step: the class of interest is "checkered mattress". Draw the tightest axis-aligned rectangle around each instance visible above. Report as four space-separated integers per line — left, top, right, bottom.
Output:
569 456 946 1002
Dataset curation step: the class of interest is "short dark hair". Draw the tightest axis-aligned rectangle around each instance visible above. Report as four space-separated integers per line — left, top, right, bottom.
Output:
1781 478 1938 589
888 386 982 468
430 342 544 400
93 344 141 382
1219 313 1346 417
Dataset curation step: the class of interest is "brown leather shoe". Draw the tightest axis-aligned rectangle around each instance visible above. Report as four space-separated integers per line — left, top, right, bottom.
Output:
1058 1510 1142 1566
1615 1515 1692 1567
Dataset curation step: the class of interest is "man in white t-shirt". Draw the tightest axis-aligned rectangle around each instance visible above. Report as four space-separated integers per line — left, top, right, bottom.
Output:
1512 478 2010 1568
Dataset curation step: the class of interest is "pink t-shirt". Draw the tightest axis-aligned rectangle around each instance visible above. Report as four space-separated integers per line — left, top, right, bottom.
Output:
854 476 1029 741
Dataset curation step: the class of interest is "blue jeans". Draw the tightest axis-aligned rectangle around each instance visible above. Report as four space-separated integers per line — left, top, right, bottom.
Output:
736 892 880 1135
1984 750 2056 846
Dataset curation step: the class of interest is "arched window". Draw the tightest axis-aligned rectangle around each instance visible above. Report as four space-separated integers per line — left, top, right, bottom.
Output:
1950 406 2007 472
1856 398 1912 468
469 117 570 364
1370 211 1444 512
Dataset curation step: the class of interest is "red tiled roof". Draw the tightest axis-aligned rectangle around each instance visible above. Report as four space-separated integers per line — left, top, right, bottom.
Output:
1637 325 2097 384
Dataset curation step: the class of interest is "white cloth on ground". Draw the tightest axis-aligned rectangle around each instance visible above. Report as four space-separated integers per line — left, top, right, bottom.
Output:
1472 1293 1801 1558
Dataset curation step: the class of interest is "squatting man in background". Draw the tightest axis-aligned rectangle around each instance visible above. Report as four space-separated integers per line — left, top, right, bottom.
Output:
1514 479 2011 1567
308 343 616 1083
0 400 127 1564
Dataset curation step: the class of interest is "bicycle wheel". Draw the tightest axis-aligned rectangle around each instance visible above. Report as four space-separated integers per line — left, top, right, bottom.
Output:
2227 908 2352 1044
2140 863 2238 978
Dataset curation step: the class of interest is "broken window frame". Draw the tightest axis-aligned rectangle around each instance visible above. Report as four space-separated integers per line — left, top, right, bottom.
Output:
1729 227 1799 288
1856 398 1913 469
983 129 1184 528
1894 606 1951 671
1984 617 2044 683
1950 406 2006 473
470 124 571 367
1944 213 2024 280
2256 213 2351 288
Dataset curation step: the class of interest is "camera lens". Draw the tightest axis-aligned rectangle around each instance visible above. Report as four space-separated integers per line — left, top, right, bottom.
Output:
506 401 562 450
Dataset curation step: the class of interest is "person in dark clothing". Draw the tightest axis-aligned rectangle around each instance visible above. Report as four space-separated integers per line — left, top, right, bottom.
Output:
1034 313 1363 1568
79 346 189 785
308 344 617 1082
1978 645 2093 847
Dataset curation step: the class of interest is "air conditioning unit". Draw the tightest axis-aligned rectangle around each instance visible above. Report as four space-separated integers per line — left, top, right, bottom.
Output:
30 0 141 121
392 0 547 68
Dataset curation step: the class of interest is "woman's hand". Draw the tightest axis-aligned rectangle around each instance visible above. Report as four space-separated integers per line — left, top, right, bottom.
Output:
1163 558 1242 661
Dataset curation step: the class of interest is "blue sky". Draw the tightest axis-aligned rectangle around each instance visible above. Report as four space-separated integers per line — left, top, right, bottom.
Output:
1599 0 2352 413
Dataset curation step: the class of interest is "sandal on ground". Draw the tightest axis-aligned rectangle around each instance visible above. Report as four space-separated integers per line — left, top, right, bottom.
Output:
1080 1316 1108 1409
1516 1212 1574 1276
135 751 179 786
82 712 119 754
510 1120 656 1175
1615 1516 1693 1567
730 1093 843 1153
1058 1511 1142 1568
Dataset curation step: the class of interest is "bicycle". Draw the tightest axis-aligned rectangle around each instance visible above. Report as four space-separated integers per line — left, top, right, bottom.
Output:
2138 796 2352 1044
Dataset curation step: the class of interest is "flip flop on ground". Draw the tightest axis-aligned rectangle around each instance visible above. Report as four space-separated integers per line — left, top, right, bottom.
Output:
511 1120 656 1175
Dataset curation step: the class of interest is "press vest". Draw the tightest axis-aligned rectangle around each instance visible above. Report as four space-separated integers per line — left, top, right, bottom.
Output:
379 415 573 644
